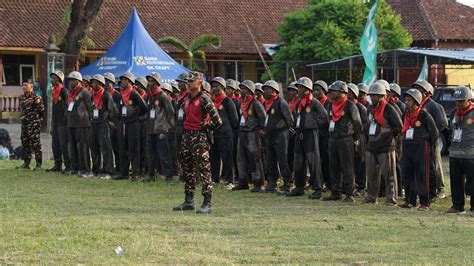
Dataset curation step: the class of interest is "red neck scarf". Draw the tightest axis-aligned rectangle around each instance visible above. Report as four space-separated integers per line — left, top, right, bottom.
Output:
212 93 227 110
352 98 358 105
299 93 313 112
456 102 474 122
92 87 105 110
331 96 348 122
265 93 278 113
371 99 388 127
319 95 328 106
289 95 299 112
107 87 116 96
178 88 189 101
67 84 82 104
52 83 63 104
361 98 368 107
236 93 242 101
402 105 422 133
228 93 236 100
241 95 254 119
387 96 397 104
259 97 265 105
121 86 133 106
139 89 147 100
420 95 430 107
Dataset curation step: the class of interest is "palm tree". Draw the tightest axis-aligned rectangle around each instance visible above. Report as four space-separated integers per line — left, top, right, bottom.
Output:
156 34 221 72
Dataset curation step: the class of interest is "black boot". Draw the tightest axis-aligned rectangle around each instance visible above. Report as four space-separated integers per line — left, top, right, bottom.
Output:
264 179 277 193
196 193 212 214
322 194 342 201
172 192 195 211
276 183 291 196
46 161 61 172
287 187 305 197
16 159 31 169
33 159 42 171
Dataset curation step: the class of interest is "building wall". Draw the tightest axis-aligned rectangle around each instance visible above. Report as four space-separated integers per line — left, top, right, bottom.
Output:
445 65 474 86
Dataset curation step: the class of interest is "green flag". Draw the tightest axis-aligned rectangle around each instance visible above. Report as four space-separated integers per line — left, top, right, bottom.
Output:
360 0 379 85
417 56 428 81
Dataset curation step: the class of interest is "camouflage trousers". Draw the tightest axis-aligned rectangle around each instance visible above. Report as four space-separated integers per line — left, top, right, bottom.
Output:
179 131 212 195
21 121 42 162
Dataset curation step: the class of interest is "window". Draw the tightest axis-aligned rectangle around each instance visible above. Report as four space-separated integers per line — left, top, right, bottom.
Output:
2 55 35 85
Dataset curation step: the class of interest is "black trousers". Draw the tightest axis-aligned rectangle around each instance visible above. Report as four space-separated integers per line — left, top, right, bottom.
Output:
210 135 234 183
266 129 291 187
449 157 474 212
294 129 322 191
52 124 69 169
120 121 140 177
109 121 121 173
329 137 354 196
402 141 430 206
233 129 240 182
354 134 367 190
68 127 91 172
319 135 331 189
288 134 296 172
237 131 264 187
90 123 114 174
168 129 179 176
147 133 173 178
139 120 147 174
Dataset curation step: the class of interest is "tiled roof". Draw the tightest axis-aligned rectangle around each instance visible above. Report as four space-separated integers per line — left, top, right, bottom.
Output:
1 0 473 54
0 0 308 54
387 0 474 41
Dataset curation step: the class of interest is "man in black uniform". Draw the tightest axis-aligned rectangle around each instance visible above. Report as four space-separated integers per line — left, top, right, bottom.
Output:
399 89 438 211
323 81 361 203
389 82 406 196
135 77 149 175
146 73 175 181
233 80 267 192
169 81 181 177
89 74 117 179
47 70 70 173
104 72 121 173
287 77 328 199
226 78 241 185
348 83 369 196
172 71 222 214
364 83 402 205
115 72 148 181
446 86 474 215
17 81 44 170
413 79 447 200
313 80 331 190
65 71 92 177
210 77 239 188
262 80 294 194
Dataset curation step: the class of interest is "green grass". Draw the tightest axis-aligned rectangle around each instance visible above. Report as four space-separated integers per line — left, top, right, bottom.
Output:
0 160 473 264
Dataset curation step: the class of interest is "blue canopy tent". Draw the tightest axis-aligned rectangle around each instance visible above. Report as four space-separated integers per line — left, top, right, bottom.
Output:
80 8 189 83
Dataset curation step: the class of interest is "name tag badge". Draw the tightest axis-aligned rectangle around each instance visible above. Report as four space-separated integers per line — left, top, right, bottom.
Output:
178 108 184 119
328 120 335 132
150 108 156 119
453 128 463 142
405 128 414 140
67 102 74 111
240 116 246 126
264 115 269 127
93 108 99 119
296 115 301 128
121 106 127 116
369 122 377 136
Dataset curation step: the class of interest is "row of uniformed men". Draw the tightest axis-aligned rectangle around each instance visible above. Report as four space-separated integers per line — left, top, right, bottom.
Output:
27 68 472 213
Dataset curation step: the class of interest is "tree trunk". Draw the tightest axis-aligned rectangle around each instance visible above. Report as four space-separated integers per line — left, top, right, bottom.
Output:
59 0 104 68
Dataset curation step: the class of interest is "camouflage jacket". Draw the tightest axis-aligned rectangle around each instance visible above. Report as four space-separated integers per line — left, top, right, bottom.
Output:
20 92 44 124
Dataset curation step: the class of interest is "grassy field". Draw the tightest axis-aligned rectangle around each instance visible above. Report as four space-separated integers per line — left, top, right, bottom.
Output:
1 160 473 264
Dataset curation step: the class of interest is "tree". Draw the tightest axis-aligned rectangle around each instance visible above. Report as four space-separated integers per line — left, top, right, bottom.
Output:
156 34 221 72
264 0 412 82
59 0 104 65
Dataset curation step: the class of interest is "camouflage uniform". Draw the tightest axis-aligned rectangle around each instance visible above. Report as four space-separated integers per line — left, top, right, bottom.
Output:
20 92 45 166
180 91 222 195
